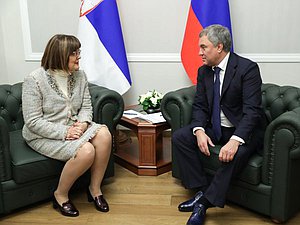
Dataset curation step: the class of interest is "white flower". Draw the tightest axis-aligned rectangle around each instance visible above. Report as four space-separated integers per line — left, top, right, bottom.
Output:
139 95 146 103
138 89 163 110
150 97 158 106
145 91 153 98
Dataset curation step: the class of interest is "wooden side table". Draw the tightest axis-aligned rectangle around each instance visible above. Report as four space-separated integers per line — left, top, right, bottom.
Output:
114 109 171 176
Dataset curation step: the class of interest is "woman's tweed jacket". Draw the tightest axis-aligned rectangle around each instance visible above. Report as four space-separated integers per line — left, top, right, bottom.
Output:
22 67 106 161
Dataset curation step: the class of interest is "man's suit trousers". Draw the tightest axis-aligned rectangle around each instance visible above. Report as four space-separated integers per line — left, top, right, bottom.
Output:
172 125 263 207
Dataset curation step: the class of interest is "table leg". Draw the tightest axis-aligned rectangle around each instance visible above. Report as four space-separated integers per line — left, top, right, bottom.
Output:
138 129 163 166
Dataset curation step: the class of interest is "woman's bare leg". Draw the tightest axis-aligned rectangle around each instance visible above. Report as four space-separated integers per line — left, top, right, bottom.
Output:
54 142 95 205
89 126 112 197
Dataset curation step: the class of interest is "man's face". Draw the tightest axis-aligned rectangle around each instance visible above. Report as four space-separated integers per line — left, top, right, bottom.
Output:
198 35 221 66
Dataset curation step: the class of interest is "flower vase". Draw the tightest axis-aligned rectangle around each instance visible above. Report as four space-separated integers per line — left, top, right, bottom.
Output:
145 107 160 114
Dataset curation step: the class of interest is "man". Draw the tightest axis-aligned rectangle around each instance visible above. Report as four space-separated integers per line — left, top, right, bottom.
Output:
173 24 265 225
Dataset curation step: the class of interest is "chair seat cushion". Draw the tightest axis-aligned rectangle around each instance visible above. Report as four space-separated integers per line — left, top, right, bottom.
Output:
201 146 263 185
9 130 64 184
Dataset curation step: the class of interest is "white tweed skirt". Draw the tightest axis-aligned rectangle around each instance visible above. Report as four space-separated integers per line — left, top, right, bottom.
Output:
27 122 107 161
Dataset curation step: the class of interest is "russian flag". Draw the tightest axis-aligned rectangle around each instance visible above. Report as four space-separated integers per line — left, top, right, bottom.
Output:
77 0 131 95
181 0 233 84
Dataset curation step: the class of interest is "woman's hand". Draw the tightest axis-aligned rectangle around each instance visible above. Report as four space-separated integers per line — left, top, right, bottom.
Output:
66 121 89 140
73 121 89 132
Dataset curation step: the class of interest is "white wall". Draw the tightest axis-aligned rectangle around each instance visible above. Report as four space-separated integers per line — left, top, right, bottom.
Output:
1 0 299 106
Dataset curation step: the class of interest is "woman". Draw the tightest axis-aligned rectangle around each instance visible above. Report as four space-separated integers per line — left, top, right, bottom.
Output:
22 34 111 217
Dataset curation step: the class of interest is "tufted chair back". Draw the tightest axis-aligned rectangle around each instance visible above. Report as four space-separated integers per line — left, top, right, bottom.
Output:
0 83 23 132
261 83 300 124
161 83 300 133
0 82 125 134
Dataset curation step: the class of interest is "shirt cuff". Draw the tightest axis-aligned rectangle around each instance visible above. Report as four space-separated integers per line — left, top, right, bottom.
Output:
230 135 245 145
193 127 205 135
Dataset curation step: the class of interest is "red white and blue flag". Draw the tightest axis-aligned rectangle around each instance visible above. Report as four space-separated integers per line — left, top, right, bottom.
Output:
181 0 233 84
78 0 131 95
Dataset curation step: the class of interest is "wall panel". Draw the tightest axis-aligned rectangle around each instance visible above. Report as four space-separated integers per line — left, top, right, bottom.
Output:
0 0 299 105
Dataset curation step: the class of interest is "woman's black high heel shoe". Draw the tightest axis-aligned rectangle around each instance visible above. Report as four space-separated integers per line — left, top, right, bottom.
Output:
87 188 109 212
53 196 79 217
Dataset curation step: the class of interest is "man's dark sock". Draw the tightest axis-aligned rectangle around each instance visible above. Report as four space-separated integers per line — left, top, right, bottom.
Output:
198 196 214 208
192 185 208 193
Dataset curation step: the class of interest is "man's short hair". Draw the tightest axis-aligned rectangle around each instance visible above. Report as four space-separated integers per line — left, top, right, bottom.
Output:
200 24 232 52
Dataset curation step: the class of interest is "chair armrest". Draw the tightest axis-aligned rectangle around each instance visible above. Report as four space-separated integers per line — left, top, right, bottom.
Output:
261 107 300 221
262 106 300 184
263 106 300 170
0 116 12 181
89 84 124 133
288 107 300 159
161 86 196 132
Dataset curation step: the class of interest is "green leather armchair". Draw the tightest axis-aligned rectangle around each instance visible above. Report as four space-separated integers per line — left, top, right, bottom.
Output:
0 82 124 214
161 83 300 223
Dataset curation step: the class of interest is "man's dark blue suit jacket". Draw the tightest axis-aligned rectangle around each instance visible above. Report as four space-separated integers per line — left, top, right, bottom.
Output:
190 52 265 144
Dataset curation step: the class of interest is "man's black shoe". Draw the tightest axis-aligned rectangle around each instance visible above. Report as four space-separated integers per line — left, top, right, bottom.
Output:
178 191 203 212
186 203 207 225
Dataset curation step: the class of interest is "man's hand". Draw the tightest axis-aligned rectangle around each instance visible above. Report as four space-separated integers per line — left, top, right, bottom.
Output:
219 139 240 162
195 129 215 156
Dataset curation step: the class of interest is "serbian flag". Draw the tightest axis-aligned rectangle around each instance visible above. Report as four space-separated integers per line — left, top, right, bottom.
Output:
181 0 233 84
78 0 131 95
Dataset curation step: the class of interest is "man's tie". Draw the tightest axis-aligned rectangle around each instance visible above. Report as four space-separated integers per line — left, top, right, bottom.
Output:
212 67 222 141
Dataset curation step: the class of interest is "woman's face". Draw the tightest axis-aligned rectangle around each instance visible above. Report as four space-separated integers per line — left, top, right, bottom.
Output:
68 49 81 73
